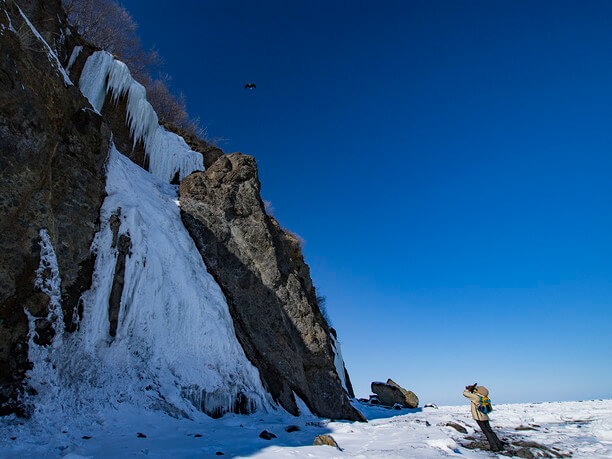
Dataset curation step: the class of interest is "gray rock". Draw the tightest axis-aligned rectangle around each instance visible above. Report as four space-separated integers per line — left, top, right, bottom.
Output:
313 434 340 449
180 154 363 421
371 379 419 408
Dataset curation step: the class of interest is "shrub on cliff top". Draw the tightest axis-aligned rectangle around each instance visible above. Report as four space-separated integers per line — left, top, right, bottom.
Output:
62 0 207 140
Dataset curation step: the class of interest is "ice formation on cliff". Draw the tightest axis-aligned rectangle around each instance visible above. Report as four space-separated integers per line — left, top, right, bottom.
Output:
79 51 203 183
22 146 273 423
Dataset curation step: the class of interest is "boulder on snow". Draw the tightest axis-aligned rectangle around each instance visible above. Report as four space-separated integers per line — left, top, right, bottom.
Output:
368 395 380 405
371 379 419 408
285 425 300 432
314 434 341 449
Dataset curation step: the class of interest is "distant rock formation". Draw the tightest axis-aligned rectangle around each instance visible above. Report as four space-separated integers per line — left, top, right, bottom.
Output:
180 154 363 421
371 379 419 408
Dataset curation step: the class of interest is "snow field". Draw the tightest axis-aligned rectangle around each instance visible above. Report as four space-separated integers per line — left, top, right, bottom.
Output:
1 399 609 458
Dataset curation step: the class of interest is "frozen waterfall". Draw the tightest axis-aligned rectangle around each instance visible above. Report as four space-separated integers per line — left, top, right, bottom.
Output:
78 51 204 183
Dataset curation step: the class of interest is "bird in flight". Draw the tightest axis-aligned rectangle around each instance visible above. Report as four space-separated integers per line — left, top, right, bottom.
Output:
244 83 256 89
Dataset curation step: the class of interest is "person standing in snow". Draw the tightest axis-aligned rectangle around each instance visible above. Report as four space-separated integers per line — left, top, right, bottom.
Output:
463 384 503 452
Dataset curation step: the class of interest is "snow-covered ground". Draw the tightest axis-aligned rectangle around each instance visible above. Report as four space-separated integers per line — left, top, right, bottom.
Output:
1 399 610 458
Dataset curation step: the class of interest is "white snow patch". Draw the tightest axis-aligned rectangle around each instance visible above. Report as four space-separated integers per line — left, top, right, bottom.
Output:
78 51 203 182
65 45 82 72
16 7 72 86
330 333 349 393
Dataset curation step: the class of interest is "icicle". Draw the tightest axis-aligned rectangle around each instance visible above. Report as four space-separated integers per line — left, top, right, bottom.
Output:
79 51 204 182
65 45 82 72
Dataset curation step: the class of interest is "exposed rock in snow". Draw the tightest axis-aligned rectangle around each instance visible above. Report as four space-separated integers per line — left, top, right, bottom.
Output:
78 51 204 183
313 434 341 449
65 44 81 71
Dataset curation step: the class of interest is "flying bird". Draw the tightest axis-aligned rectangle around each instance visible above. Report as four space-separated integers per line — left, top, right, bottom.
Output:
244 83 256 89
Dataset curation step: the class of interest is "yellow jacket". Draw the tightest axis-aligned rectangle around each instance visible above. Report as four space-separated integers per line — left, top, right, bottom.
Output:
463 389 489 421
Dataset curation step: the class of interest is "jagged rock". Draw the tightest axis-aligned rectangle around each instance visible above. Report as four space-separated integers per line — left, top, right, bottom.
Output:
444 422 468 434
368 395 380 405
371 379 419 408
180 154 363 421
313 434 341 449
0 0 109 416
258 430 277 440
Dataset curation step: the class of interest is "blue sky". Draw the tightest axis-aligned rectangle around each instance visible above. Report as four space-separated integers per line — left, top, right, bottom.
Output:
123 0 612 405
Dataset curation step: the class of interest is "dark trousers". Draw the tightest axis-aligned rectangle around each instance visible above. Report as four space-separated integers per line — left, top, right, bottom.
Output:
476 420 503 451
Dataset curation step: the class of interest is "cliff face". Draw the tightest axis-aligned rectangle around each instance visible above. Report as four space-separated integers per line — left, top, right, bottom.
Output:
180 155 363 421
0 0 109 415
0 0 359 422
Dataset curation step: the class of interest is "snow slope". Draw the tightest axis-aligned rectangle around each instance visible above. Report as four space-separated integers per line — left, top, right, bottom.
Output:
1 399 610 457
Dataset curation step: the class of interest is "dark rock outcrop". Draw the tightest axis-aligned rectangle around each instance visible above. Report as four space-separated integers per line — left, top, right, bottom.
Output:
0 0 109 415
371 379 419 408
180 154 363 421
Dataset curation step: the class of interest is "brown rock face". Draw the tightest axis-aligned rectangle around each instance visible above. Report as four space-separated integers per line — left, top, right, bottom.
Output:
0 0 109 415
180 154 363 421
313 434 341 449
371 379 419 408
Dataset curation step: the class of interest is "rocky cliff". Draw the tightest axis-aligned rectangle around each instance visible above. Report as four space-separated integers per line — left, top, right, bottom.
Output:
0 0 360 422
181 154 362 420
0 0 109 415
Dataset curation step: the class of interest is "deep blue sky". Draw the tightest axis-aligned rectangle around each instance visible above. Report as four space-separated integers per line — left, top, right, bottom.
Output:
123 0 611 405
